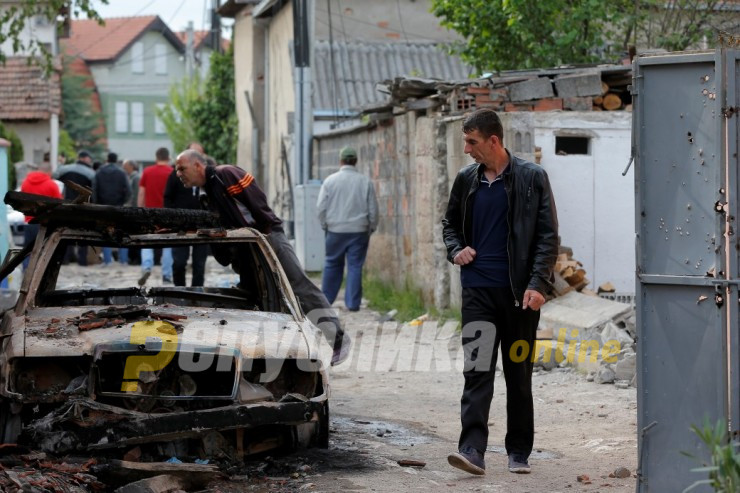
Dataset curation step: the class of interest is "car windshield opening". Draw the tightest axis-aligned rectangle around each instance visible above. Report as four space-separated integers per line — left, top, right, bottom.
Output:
35 237 290 313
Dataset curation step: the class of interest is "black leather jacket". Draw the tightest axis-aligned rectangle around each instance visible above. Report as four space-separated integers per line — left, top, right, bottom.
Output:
442 152 559 302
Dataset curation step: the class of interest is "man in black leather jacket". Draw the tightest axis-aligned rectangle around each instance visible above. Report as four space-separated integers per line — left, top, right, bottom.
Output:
443 108 558 476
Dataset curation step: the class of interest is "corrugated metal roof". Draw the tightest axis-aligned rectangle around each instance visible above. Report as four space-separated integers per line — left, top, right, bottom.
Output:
313 40 472 111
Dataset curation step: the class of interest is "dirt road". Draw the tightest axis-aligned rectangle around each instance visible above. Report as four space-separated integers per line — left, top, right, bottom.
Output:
55 262 637 491
213 303 637 492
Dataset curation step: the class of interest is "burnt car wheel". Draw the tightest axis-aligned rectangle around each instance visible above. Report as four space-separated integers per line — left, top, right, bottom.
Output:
317 401 329 448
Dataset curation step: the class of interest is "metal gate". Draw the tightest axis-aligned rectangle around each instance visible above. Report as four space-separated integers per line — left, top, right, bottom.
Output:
635 49 739 492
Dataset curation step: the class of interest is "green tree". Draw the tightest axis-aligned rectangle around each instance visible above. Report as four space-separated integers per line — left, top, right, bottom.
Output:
625 0 735 53
0 121 24 189
430 0 737 73
58 128 76 164
431 0 622 73
191 46 237 164
60 55 105 159
156 72 203 155
159 46 237 163
0 0 106 73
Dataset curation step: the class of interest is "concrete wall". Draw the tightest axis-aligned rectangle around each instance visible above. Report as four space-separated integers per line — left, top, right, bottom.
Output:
232 6 265 181
534 112 634 292
313 110 636 309
6 121 51 165
315 0 461 43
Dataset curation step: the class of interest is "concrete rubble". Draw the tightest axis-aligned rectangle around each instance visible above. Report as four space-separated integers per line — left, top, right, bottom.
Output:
537 291 636 388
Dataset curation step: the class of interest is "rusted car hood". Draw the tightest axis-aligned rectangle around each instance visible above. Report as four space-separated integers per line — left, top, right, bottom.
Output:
13 306 319 361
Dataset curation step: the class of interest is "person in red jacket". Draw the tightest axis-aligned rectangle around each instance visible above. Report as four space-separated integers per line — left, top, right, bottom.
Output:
20 161 62 268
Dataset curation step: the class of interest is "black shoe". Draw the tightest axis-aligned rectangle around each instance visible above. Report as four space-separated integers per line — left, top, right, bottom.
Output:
448 445 485 475
137 270 151 286
508 454 531 474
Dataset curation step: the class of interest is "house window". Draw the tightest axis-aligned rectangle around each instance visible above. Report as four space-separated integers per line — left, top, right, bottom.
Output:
154 103 166 134
115 101 128 133
131 42 144 73
155 44 167 75
131 102 144 133
555 136 590 155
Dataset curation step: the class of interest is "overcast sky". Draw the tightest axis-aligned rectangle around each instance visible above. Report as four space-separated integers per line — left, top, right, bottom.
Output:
89 0 233 34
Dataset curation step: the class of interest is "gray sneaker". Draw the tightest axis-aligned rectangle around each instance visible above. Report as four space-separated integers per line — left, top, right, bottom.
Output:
508 454 531 474
448 446 485 475
331 333 352 366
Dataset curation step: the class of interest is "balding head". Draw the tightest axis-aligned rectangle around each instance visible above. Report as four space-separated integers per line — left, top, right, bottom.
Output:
175 149 208 187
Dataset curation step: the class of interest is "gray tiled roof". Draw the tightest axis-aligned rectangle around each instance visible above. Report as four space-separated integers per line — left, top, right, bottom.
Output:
313 40 472 111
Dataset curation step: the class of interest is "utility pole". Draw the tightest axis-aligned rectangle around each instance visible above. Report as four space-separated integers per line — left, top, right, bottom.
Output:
293 0 321 270
211 0 222 53
185 21 194 78
293 0 313 186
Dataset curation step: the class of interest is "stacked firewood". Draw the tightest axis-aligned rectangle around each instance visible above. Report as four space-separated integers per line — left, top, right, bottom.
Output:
592 80 632 112
550 246 617 298
551 246 589 297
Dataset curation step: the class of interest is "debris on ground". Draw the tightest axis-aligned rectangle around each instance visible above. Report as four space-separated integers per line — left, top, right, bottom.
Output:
611 466 631 478
397 459 426 468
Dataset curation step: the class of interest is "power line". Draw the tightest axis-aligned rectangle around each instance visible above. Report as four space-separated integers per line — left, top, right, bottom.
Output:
396 0 409 43
314 5 447 42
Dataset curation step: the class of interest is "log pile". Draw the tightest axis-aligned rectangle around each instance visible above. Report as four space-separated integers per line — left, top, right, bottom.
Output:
550 246 619 298
551 246 589 297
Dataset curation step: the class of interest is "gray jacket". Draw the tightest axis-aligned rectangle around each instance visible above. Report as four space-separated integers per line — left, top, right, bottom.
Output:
317 165 379 233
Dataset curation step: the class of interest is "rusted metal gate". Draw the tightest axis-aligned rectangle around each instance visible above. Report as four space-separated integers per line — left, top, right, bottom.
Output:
634 48 739 492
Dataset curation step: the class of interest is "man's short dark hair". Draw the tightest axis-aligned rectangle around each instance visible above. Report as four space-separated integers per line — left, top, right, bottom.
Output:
107 152 118 163
77 150 91 160
155 147 170 161
463 108 504 142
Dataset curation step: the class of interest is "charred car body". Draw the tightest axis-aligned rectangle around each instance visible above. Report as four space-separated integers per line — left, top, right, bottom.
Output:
0 192 330 457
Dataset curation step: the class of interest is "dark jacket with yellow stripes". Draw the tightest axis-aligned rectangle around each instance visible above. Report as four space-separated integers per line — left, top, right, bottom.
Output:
203 164 283 234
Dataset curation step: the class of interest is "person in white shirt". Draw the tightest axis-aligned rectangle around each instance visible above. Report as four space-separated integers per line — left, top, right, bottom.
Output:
317 146 379 311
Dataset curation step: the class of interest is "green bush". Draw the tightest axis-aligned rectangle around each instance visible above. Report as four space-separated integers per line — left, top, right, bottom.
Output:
0 121 23 188
683 418 740 492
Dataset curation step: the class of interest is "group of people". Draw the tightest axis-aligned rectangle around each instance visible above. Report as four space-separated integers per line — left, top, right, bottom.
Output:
22 107 558 476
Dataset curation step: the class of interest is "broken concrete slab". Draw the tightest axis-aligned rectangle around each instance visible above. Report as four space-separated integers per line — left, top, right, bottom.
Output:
554 72 603 97
563 96 593 111
508 77 554 101
115 474 187 493
541 291 632 333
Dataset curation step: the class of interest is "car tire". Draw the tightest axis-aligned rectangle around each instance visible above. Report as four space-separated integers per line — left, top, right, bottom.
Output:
0 399 20 444
317 401 329 448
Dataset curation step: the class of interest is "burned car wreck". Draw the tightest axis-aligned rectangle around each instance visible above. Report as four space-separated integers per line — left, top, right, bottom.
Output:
0 192 330 459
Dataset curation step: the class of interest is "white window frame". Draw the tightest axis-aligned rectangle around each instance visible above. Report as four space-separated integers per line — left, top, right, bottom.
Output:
115 101 128 133
155 43 167 75
131 41 144 74
154 103 166 134
131 102 144 134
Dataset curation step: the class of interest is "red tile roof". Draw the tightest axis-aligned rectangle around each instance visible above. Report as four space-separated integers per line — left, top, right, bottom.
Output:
62 16 183 62
0 57 61 121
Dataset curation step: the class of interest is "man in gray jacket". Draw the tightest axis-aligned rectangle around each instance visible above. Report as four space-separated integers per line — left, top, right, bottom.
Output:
317 146 379 311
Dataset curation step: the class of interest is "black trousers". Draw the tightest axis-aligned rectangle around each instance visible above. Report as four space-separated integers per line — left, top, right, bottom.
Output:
459 286 539 458
172 245 209 287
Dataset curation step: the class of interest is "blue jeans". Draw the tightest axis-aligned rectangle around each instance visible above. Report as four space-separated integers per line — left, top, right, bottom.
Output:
118 248 129 264
141 248 173 279
321 231 370 310
102 247 113 265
